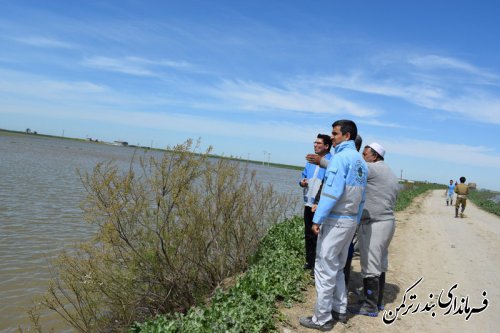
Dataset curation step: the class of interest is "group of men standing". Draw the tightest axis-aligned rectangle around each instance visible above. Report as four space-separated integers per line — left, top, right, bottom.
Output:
298 119 400 331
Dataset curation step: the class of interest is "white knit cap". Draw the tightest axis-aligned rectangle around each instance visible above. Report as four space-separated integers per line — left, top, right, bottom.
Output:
368 142 386 158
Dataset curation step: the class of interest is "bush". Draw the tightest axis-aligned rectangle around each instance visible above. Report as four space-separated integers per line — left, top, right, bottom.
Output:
131 216 307 333
31 139 293 332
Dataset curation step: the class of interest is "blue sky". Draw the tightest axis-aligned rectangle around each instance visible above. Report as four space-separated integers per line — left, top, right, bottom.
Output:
1 0 499 190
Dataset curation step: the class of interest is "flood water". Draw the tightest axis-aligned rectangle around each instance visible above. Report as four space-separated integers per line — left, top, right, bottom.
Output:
0 133 302 332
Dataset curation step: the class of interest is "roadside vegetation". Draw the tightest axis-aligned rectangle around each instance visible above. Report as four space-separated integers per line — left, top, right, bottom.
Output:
469 189 500 217
131 216 307 332
394 181 446 212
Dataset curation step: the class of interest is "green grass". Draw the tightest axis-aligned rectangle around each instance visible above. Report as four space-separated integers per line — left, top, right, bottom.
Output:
394 182 446 212
468 190 500 217
130 216 308 333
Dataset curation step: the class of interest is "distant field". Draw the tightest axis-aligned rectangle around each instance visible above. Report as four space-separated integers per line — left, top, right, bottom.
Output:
469 189 500 217
395 181 446 212
0 128 88 142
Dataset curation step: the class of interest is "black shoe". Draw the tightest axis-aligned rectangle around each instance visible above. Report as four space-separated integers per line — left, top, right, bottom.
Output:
299 316 334 331
331 310 348 323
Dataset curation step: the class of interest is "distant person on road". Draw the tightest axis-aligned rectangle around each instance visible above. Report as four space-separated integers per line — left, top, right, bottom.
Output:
446 179 455 206
299 134 332 275
299 120 367 331
348 142 400 317
454 177 469 218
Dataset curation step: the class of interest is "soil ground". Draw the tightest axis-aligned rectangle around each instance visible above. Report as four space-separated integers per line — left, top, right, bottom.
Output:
277 190 499 333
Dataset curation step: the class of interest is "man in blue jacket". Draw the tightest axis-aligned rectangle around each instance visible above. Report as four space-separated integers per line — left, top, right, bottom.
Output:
300 120 368 331
446 179 455 206
299 134 333 274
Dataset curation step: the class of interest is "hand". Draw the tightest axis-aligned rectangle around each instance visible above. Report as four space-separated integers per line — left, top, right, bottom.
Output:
305 154 321 165
311 223 320 236
300 178 308 187
311 204 318 213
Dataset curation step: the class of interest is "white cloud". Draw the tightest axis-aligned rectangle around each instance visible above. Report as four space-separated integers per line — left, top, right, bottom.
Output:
81 56 197 77
82 57 157 77
408 55 499 81
210 80 379 117
357 118 406 129
0 69 109 99
1 100 318 144
0 68 178 107
306 64 500 124
13 36 76 49
383 138 500 169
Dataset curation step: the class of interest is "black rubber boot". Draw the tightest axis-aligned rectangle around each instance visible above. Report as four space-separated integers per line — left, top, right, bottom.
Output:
446 200 449 206
455 207 459 218
348 277 379 317
377 272 386 311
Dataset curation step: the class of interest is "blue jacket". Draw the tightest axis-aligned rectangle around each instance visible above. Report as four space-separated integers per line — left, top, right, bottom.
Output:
447 184 455 195
312 140 368 225
300 152 332 206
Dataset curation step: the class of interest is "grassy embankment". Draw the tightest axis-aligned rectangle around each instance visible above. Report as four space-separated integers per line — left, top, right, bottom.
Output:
469 189 500 217
131 181 442 332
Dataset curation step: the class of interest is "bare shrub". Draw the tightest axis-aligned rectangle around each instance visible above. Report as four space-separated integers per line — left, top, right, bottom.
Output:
34 139 292 332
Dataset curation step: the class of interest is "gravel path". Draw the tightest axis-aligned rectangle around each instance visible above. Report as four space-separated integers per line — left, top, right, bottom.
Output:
278 190 499 332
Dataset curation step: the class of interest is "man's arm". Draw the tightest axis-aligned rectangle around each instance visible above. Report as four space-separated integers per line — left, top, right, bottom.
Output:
312 162 346 225
305 154 330 168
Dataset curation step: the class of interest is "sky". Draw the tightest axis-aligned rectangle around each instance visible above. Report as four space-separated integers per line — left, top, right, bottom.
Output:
1 0 499 190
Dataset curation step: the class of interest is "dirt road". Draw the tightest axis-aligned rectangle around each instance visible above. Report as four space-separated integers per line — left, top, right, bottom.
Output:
278 190 499 332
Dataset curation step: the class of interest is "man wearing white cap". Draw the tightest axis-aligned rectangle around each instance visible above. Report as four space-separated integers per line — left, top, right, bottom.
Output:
349 142 400 317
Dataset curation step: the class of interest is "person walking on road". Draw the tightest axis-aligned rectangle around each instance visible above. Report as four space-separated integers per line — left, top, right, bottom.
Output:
446 179 455 206
454 176 469 218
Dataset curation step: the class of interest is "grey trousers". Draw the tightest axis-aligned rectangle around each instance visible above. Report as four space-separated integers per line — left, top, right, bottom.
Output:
359 219 395 278
312 219 357 325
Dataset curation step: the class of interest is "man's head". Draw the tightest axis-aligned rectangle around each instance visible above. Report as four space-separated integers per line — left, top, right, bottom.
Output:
331 120 358 147
450 180 454 185
363 142 385 162
314 134 332 155
355 135 363 152
460 176 466 183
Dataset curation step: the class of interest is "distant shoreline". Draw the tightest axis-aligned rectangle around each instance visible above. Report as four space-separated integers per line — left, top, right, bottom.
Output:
0 128 303 171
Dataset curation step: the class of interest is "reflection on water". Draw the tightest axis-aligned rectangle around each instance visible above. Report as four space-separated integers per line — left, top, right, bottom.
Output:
0 133 301 332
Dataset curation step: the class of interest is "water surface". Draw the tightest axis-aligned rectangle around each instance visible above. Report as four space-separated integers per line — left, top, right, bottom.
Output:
0 133 302 332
